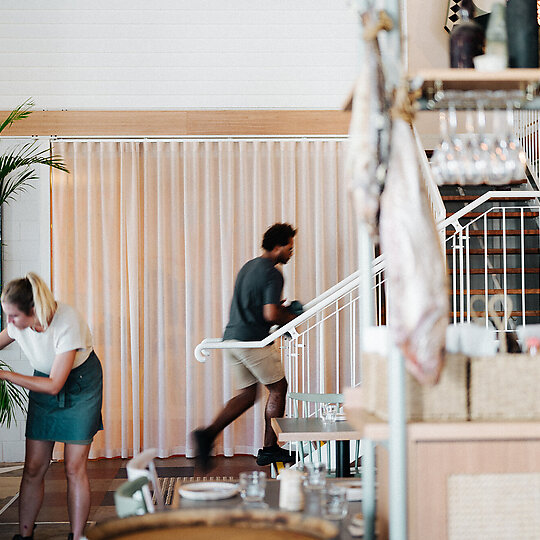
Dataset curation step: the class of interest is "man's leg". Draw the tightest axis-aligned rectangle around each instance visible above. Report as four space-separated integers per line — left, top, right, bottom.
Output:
193 383 258 471
206 383 258 439
263 377 287 447
255 377 295 466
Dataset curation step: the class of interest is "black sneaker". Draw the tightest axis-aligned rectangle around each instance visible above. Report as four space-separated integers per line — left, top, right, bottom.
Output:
13 525 35 540
193 428 214 472
256 445 296 466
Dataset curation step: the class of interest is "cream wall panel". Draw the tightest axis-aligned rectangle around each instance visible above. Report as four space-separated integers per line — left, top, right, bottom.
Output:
0 0 359 110
0 140 49 461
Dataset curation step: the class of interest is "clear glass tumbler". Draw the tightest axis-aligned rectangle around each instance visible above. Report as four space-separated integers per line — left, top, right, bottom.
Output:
321 486 348 521
239 471 266 503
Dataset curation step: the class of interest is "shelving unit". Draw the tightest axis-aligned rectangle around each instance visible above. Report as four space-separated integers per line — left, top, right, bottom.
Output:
346 387 540 540
413 68 540 110
344 65 540 539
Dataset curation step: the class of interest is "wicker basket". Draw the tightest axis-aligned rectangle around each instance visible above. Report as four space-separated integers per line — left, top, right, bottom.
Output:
362 352 469 421
469 354 540 420
448 473 540 539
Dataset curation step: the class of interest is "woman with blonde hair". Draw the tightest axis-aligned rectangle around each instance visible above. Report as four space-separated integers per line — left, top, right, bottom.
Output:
0 273 103 540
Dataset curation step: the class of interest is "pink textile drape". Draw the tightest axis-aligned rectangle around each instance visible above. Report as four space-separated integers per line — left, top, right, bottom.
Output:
51 138 355 458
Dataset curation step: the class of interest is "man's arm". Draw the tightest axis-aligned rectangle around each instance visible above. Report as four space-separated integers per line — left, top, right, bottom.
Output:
263 303 297 326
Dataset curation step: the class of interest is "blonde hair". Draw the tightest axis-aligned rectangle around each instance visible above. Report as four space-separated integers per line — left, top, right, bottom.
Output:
1 272 57 329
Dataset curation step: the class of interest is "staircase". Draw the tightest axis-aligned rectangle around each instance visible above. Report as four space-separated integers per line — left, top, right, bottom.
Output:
441 180 540 328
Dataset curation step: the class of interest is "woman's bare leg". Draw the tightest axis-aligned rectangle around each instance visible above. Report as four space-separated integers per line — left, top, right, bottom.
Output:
18 439 54 537
64 443 92 540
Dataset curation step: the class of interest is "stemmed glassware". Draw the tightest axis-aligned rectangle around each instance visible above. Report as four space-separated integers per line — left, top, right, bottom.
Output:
432 100 527 186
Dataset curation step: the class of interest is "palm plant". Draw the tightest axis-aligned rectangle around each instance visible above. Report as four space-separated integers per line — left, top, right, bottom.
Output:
0 99 69 204
0 99 69 426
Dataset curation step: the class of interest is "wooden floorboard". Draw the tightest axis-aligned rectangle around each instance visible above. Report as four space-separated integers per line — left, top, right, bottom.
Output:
0 454 268 539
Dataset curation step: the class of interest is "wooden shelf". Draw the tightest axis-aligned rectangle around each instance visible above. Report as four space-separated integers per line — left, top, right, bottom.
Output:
413 68 540 91
412 68 540 110
344 386 540 442
342 69 540 111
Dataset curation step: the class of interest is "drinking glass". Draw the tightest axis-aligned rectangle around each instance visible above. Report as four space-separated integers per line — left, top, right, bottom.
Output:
321 404 337 423
321 486 348 521
447 104 464 184
239 471 266 503
504 103 526 182
302 462 327 491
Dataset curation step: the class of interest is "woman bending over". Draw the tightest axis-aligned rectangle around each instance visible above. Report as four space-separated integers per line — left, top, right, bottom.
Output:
0 273 103 540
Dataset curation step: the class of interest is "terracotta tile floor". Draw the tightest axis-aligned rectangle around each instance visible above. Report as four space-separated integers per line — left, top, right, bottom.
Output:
0 455 268 539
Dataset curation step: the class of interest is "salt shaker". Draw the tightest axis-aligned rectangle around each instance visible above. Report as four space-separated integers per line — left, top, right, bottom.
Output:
279 467 304 511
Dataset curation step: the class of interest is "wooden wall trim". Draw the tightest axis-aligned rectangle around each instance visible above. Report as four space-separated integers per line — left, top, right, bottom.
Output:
0 110 351 137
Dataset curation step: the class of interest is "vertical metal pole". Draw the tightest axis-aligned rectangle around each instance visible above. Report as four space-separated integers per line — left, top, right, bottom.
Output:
362 438 377 540
388 343 407 540
382 0 408 537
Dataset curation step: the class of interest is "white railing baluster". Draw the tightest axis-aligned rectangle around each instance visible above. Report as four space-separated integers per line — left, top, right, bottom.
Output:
335 299 340 393
521 208 526 325
466 224 471 322
459 229 465 322
484 213 489 328
452 238 457 325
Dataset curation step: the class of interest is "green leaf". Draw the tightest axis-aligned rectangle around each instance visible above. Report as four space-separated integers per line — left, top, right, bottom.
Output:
0 98 34 135
0 360 27 428
0 106 70 206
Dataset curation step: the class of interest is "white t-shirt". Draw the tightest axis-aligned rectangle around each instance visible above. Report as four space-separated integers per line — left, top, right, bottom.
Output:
7 302 93 375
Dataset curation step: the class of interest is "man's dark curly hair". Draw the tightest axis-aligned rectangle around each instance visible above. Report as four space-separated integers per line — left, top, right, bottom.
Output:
262 223 296 251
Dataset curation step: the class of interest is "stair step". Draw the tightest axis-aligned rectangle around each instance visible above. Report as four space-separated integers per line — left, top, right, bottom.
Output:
442 195 535 201
446 229 538 236
446 248 540 255
448 268 540 275
452 288 540 294
438 178 527 187
450 310 540 317
446 211 540 219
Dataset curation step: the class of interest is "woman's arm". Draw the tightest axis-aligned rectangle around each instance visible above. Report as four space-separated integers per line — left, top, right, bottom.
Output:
0 329 15 350
0 350 76 395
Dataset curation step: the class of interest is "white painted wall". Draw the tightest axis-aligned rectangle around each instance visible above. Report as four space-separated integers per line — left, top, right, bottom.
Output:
0 0 360 110
0 140 51 462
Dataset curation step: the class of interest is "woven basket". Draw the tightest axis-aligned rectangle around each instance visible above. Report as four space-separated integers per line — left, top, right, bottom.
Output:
470 354 540 420
362 352 468 421
448 473 540 539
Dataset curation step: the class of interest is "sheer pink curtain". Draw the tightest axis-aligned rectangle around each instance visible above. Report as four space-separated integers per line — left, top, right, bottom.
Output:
51 138 355 458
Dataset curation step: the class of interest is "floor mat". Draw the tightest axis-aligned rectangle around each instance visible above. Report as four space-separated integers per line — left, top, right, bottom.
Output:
159 476 236 506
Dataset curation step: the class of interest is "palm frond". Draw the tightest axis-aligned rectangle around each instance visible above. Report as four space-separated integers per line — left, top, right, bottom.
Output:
0 98 34 135
0 141 69 205
0 361 27 428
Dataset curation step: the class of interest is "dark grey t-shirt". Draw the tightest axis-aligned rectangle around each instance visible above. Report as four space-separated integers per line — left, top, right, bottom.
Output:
223 257 284 341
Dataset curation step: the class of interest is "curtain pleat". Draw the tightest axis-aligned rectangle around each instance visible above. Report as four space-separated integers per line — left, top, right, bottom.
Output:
51 138 355 458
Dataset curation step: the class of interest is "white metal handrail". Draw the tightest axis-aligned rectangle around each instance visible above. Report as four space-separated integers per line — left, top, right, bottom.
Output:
446 203 540 328
195 190 540 366
195 263 369 363
438 190 540 232
413 125 446 225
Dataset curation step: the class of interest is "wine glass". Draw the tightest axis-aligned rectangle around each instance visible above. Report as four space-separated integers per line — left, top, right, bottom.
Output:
447 104 464 184
504 103 526 182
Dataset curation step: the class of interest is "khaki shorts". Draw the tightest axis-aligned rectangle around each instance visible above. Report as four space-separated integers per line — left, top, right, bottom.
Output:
224 340 286 389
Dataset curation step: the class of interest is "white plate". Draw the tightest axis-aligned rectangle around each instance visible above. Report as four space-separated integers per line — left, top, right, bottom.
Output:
335 413 346 422
336 479 363 501
178 481 239 501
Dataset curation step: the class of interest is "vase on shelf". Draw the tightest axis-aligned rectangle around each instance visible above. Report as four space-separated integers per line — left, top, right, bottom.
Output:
484 1 508 68
506 0 539 68
449 0 485 68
